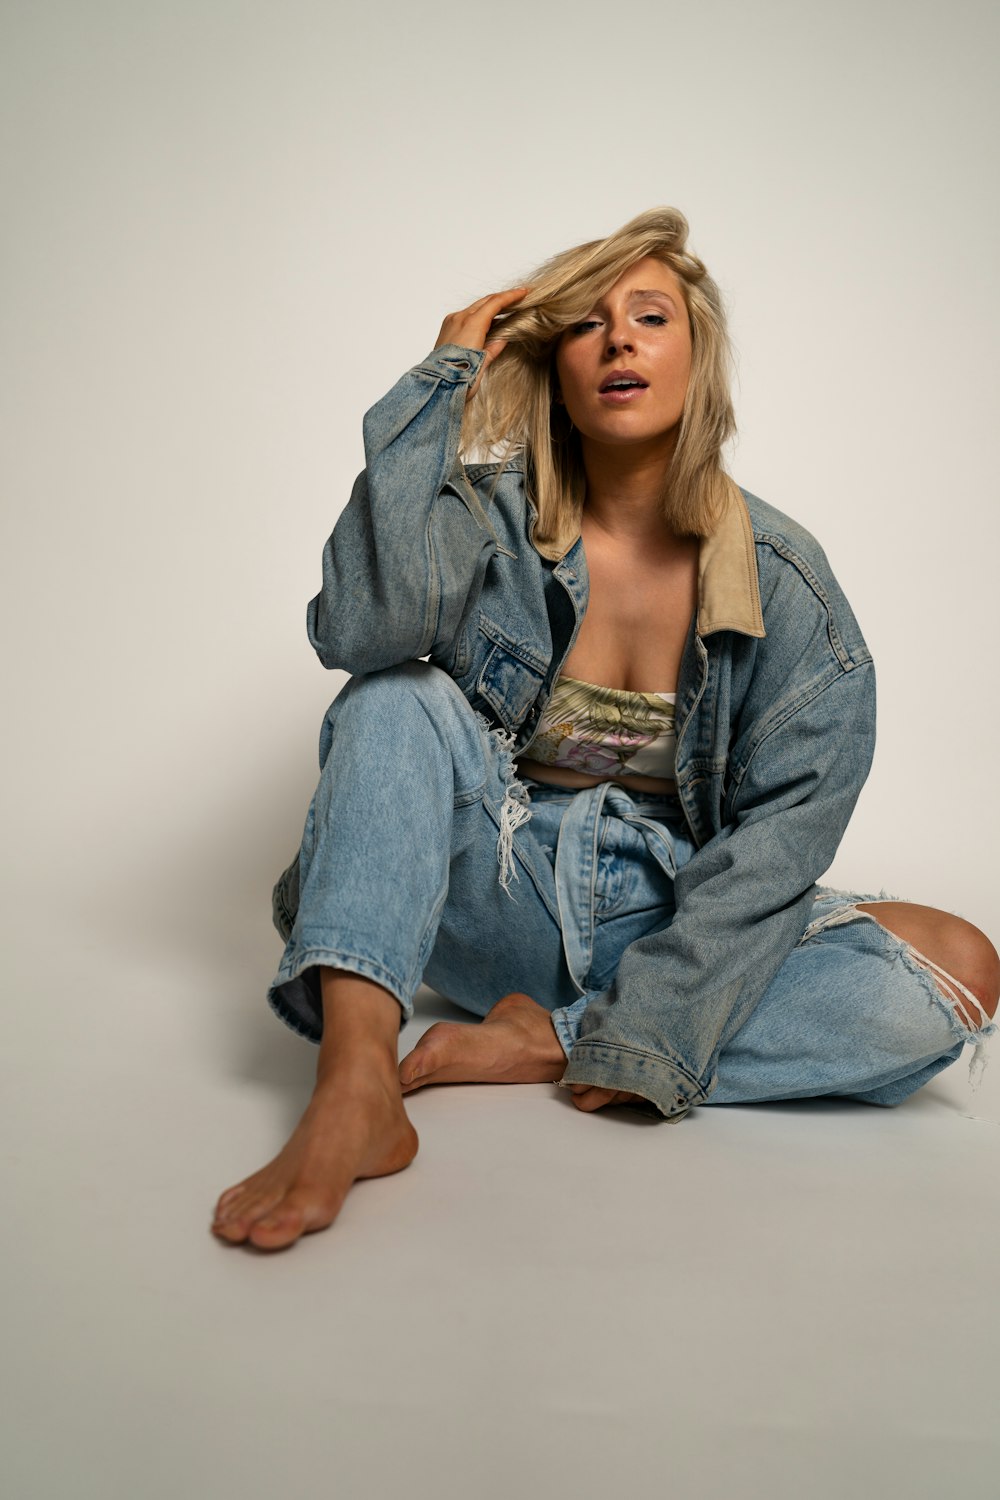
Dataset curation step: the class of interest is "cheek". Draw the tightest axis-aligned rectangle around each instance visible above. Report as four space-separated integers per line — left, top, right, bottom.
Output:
661 344 692 399
554 345 578 391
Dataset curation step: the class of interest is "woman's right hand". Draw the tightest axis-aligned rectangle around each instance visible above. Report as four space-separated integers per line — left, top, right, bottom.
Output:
434 285 531 402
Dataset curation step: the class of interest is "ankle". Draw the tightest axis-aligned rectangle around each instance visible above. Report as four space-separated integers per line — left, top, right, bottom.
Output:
317 1035 399 1083
318 966 401 1044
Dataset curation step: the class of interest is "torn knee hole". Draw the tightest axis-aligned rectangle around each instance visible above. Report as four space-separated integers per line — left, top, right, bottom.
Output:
900 939 995 1096
805 901 994 1035
902 945 993 1034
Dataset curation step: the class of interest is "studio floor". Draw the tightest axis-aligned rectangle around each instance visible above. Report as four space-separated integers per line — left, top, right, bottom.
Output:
5 912 999 1500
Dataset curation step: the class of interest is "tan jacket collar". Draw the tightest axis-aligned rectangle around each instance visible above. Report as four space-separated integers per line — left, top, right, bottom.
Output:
696 484 765 638
538 483 765 639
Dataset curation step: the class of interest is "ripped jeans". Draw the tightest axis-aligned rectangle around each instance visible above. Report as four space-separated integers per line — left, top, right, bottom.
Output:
268 661 996 1109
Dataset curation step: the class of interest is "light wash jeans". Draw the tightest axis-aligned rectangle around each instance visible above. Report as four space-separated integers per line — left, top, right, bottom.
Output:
269 661 995 1112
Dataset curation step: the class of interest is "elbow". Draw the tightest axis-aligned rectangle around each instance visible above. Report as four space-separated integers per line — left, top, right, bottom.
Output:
306 600 367 674
307 611 423 677
308 626 388 677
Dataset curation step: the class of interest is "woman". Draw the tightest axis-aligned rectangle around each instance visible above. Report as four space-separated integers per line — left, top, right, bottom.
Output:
212 207 999 1252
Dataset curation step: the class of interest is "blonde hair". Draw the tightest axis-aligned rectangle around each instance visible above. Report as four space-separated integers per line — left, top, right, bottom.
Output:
459 206 740 561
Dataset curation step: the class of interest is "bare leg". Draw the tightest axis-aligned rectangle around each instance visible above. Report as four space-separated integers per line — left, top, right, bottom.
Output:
212 968 418 1251
856 903 1000 1027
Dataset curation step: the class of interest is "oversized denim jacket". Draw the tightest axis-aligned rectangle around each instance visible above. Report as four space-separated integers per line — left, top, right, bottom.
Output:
305 343 877 1120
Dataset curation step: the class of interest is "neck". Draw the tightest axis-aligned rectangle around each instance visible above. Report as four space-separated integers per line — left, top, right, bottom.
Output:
579 431 682 549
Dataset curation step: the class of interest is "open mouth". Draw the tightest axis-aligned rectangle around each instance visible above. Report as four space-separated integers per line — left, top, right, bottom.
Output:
598 369 649 400
598 382 648 403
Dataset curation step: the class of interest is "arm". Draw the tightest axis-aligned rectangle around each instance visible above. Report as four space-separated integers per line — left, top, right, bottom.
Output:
306 343 499 676
559 659 878 1118
307 284 531 676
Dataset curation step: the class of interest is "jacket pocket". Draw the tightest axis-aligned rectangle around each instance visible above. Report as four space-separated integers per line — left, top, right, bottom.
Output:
475 612 547 731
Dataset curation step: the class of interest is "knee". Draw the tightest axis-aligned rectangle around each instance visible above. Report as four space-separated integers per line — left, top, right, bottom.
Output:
958 923 1000 1020
328 661 461 726
319 660 477 768
858 903 1000 1027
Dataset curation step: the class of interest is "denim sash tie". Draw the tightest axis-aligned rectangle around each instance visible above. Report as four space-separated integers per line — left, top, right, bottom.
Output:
552 780 683 997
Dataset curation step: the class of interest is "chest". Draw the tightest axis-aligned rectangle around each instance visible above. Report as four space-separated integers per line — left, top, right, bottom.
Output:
560 530 699 694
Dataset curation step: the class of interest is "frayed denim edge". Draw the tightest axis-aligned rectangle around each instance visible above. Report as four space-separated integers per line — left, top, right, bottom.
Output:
803 891 997 1093
474 710 533 899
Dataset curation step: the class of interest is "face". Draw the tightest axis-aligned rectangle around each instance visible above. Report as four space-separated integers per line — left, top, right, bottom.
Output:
553 255 692 453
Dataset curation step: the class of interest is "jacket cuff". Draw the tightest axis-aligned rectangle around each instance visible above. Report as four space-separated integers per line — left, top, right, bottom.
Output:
414 344 486 383
559 1040 710 1121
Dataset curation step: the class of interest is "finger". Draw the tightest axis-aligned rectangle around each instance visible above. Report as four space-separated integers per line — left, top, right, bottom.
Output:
570 1086 645 1112
438 287 530 355
570 1086 618 1112
478 337 509 372
479 285 530 303
455 286 530 318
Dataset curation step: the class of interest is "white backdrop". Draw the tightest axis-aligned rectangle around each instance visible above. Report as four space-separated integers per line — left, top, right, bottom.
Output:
5 0 997 988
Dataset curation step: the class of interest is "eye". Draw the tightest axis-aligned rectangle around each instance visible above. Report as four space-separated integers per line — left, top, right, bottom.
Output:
571 320 600 334
639 314 668 325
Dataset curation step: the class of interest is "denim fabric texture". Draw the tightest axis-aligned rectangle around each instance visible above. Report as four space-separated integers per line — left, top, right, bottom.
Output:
269 663 992 1119
268 344 995 1119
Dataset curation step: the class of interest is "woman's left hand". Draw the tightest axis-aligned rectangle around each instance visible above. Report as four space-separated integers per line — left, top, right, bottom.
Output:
566 1085 649 1111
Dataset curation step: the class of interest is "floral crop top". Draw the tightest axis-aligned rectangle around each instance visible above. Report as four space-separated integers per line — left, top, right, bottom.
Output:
520 674 678 781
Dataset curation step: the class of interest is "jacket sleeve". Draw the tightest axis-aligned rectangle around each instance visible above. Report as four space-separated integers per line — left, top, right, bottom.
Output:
306 344 503 675
559 658 877 1119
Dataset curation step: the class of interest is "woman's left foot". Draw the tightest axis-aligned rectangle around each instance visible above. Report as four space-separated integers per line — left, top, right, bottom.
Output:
398 992 567 1093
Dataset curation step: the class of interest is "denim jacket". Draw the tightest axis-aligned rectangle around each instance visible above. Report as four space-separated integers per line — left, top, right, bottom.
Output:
306 343 876 1120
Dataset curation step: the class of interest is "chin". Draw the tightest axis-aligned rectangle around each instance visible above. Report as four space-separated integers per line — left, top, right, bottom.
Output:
585 424 667 447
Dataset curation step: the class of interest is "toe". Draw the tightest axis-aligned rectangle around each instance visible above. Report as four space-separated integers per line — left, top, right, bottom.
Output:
213 1181 284 1236
248 1189 339 1250
399 1026 450 1089
398 1054 425 1091
214 1181 253 1220
212 1212 253 1243
247 1211 306 1251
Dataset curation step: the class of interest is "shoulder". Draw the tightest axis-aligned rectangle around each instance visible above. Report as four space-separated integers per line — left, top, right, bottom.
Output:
459 452 536 558
740 487 834 577
736 486 872 669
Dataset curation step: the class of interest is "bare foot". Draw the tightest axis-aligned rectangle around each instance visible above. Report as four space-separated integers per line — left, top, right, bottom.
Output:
398 992 567 1094
212 1063 418 1251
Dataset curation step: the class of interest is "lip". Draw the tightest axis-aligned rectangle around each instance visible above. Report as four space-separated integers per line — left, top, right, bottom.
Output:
599 387 647 404
598 368 648 393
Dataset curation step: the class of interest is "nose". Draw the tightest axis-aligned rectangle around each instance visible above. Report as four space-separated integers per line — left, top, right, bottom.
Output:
605 319 634 357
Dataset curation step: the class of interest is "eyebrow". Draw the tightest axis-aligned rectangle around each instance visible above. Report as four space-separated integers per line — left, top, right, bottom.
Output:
590 288 680 313
628 288 678 311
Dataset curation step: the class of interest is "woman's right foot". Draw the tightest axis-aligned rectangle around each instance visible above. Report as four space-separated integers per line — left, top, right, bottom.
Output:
211 1061 418 1251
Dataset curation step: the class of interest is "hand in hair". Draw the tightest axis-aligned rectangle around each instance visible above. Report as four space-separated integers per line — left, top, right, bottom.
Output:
434 285 531 402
